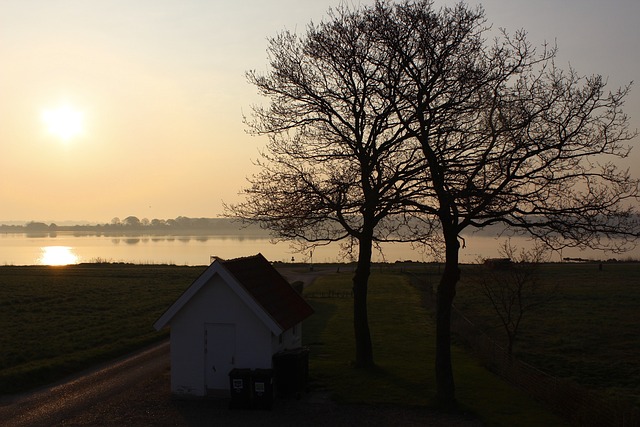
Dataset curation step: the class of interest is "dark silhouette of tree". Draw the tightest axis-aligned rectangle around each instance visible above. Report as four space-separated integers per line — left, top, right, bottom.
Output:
228 4 430 368
477 241 554 356
229 0 638 407
150 218 167 228
122 216 141 228
25 222 49 231
175 216 192 228
369 0 639 407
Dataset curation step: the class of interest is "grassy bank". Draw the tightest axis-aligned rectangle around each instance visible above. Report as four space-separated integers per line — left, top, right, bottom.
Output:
0 264 203 393
302 271 567 426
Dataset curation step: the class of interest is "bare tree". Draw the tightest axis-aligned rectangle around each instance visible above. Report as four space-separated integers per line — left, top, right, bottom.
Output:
370 0 639 407
227 5 430 368
478 241 553 356
229 0 638 407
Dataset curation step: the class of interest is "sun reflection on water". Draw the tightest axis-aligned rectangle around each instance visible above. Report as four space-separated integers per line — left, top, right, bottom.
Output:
39 246 79 266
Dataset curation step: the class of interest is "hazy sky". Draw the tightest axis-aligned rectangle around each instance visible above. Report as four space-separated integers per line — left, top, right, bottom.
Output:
2 0 638 223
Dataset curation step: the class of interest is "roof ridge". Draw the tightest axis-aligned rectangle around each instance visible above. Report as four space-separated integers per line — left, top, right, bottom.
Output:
219 253 265 264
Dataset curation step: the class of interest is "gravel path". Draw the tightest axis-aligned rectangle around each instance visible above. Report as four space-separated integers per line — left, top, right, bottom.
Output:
276 266 333 289
0 342 169 427
61 369 483 426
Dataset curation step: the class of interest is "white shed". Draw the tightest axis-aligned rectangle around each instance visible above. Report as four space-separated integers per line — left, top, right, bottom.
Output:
153 253 314 397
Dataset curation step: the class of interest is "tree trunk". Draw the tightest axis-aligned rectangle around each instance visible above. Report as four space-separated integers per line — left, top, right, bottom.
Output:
353 232 374 369
435 232 461 409
507 331 515 356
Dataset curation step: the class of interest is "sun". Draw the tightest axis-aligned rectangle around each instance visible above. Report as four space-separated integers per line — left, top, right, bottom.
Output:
42 103 85 142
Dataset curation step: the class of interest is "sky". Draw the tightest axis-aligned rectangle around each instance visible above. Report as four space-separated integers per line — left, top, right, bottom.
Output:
1 0 639 224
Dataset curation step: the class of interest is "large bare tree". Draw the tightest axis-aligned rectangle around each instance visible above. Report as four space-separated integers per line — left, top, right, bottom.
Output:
370 0 639 407
228 6 429 368
230 0 638 408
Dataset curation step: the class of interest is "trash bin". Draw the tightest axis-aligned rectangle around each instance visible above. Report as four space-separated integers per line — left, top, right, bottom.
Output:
228 368 252 409
251 368 274 409
272 347 309 398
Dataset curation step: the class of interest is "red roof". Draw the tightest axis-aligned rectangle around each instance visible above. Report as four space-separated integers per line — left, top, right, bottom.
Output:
221 254 314 331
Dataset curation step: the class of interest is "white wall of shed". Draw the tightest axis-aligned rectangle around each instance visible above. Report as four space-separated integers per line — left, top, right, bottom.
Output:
168 274 274 396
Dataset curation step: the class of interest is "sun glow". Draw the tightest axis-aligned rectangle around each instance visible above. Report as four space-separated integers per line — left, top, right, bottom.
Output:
42 103 85 142
39 246 79 266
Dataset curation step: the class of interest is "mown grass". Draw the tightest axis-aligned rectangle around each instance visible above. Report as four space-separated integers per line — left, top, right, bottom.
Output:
450 262 640 407
0 264 204 394
302 271 568 426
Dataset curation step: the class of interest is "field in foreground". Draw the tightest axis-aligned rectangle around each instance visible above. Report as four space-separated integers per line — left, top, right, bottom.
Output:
449 262 640 407
1 262 616 425
302 271 566 426
0 264 204 393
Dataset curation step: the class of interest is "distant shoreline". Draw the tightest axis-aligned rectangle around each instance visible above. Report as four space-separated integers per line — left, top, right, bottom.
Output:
0 217 271 237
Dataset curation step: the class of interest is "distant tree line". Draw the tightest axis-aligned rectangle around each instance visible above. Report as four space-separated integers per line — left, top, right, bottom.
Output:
0 216 268 236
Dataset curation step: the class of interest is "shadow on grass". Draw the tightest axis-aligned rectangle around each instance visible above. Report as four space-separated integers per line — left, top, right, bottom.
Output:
302 299 337 352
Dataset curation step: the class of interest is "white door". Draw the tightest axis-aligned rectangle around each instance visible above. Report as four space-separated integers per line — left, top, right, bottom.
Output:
204 323 236 390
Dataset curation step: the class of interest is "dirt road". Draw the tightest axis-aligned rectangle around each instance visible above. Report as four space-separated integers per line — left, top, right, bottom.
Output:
0 342 169 427
276 266 335 289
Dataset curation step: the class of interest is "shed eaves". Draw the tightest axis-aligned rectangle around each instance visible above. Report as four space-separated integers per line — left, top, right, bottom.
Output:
221 254 314 331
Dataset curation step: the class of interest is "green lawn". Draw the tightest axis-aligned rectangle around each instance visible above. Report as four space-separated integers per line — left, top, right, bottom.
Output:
4 262 628 426
451 262 640 406
0 264 203 393
302 271 568 426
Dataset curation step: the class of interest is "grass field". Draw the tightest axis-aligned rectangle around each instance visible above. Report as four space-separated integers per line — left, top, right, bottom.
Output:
302 271 567 426
0 264 204 393
438 262 640 407
3 262 635 425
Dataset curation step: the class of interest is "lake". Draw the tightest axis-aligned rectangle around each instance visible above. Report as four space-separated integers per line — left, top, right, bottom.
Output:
0 231 425 266
1 231 635 266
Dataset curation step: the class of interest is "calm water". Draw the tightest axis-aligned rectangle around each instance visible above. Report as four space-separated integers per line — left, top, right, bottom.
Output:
1 231 633 266
0 232 423 266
